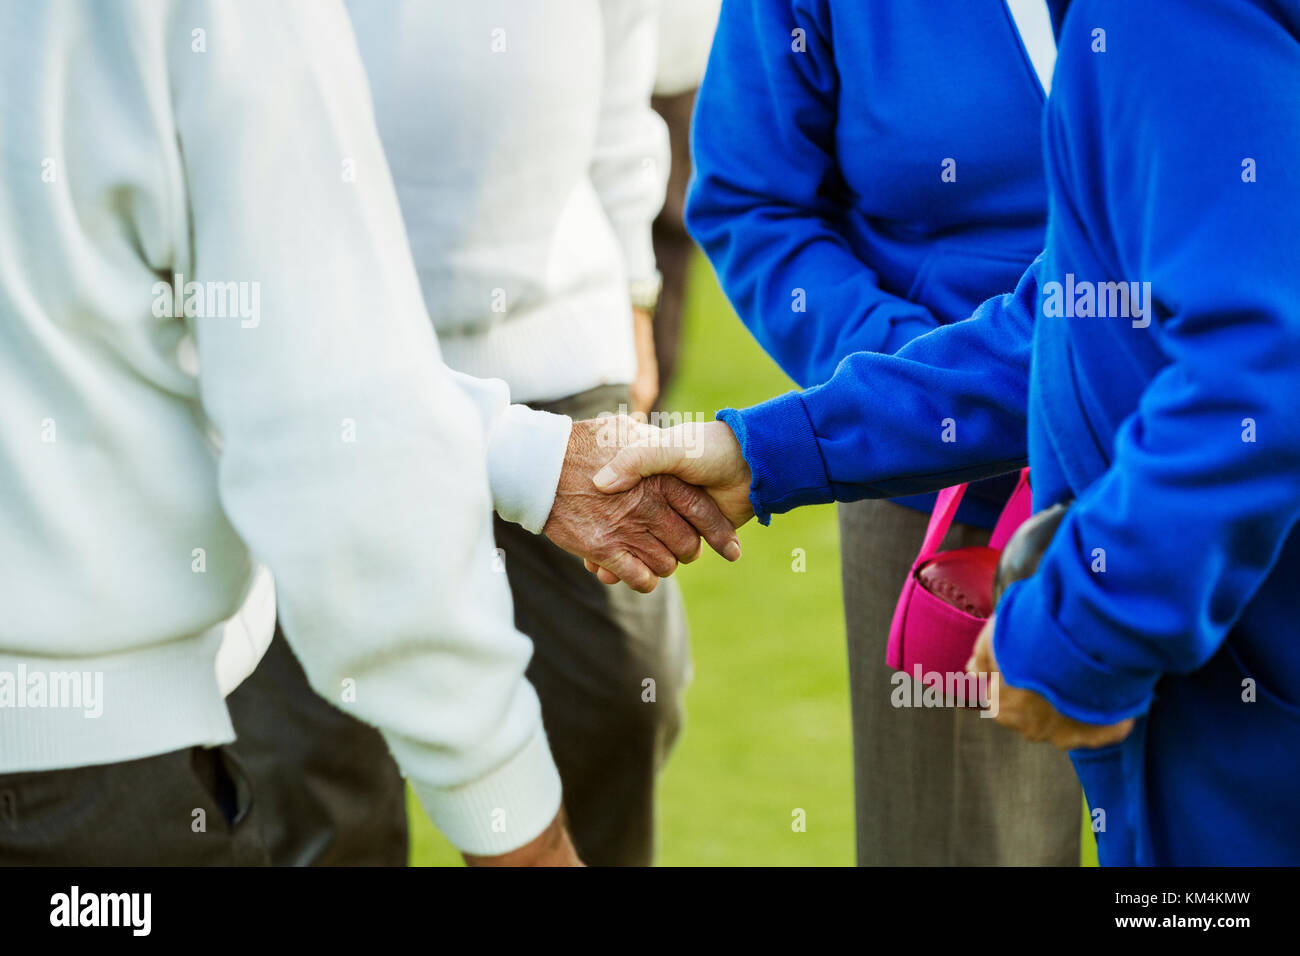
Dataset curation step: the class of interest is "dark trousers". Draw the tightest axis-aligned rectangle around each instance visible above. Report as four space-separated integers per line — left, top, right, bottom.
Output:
0 746 270 865
228 389 686 867
225 627 408 866
0 628 407 866
498 384 690 865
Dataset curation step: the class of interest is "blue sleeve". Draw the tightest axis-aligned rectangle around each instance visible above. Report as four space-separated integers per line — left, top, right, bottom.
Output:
993 0 1300 725
686 0 938 388
720 255 1039 523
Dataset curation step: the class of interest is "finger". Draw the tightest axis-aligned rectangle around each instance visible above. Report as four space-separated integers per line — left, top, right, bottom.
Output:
593 442 685 494
1050 724 1093 751
583 558 620 585
994 688 1037 735
600 549 661 593
660 476 742 561
1059 718 1135 751
586 558 621 585
634 489 707 564
994 712 1025 739
628 536 679 580
653 508 705 564
1110 718 1136 743
994 703 1025 734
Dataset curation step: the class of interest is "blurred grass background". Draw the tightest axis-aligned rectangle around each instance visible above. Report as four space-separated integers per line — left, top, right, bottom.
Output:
409 254 1096 866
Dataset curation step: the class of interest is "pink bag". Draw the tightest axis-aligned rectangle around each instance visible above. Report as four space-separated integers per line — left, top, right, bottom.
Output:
885 469 1032 691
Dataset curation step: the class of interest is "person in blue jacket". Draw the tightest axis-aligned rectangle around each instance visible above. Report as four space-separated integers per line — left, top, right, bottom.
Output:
594 0 1300 865
685 0 1080 865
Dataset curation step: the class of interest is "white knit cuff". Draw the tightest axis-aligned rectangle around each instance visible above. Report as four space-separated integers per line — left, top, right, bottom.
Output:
486 404 571 534
613 219 661 289
410 726 564 856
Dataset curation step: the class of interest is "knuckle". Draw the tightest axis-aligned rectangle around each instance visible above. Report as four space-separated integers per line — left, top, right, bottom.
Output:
643 474 671 500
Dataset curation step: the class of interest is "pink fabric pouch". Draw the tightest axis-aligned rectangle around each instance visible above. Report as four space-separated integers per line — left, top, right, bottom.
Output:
885 469 1032 691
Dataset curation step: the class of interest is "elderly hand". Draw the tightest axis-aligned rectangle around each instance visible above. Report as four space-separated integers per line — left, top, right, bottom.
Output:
573 417 754 587
966 617 1135 750
592 418 754 528
542 417 742 593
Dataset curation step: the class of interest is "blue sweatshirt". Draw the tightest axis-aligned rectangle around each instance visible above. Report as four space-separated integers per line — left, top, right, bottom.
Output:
687 0 1052 527
721 0 1300 865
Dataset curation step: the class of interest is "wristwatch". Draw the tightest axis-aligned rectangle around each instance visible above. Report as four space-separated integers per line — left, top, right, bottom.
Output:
628 271 664 315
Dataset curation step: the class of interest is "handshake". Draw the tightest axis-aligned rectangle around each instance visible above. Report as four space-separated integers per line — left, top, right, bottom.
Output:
542 415 756 590
553 413 1136 760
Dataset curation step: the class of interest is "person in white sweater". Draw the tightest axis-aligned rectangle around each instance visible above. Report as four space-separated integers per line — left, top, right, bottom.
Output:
348 1 668 407
290 0 685 865
0 0 738 866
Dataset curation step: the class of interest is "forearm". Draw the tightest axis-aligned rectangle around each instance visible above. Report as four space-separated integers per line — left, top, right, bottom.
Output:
720 257 1040 522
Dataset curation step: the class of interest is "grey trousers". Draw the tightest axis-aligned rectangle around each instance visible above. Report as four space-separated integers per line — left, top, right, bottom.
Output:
497 384 690 866
839 498 1082 866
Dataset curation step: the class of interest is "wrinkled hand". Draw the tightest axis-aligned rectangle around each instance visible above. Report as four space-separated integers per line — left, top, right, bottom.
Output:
580 418 754 587
966 617 1135 750
542 418 742 593
593 418 754 528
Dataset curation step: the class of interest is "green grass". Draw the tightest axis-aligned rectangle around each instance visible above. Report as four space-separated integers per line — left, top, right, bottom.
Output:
409 253 1096 867
650 257 854 866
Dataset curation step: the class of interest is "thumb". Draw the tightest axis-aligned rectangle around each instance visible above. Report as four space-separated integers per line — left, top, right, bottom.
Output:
592 443 683 494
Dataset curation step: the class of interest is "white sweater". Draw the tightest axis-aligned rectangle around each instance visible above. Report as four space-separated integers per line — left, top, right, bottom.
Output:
348 0 669 402
654 0 721 96
0 0 573 856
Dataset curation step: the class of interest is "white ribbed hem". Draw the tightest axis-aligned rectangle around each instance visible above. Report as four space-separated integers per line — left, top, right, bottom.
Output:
436 285 636 404
487 406 572 534
0 631 234 773
215 563 278 696
410 725 564 857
